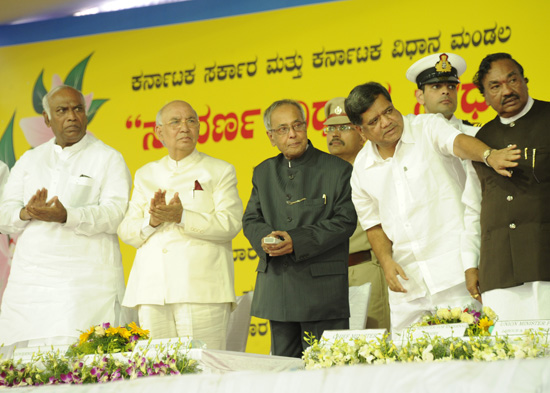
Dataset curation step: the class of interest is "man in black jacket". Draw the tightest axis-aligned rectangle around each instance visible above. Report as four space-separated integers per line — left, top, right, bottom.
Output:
242 99 357 357
462 53 550 320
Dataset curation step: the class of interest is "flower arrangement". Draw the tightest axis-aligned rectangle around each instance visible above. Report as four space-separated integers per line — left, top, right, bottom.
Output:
414 305 498 336
303 329 550 370
66 322 149 357
0 341 199 387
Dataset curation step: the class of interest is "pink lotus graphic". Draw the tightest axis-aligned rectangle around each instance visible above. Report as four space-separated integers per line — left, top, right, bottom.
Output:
18 53 108 147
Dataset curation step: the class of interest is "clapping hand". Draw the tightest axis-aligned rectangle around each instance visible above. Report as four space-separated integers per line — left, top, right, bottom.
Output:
149 189 183 227
21 188 67 223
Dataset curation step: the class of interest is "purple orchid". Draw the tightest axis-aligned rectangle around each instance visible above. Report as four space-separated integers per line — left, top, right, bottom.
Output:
60 372 73 383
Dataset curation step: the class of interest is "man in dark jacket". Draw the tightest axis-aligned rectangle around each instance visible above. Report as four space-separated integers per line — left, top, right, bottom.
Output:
462 52 550 320
242 99 357 357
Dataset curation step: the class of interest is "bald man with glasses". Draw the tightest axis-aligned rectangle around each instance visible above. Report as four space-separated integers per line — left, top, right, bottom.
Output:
242 99 357 358
118 100 243 350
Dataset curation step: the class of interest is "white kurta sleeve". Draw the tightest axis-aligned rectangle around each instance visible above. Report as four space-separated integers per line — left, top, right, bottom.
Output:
461 160 482 271
351 163 380 231
0 156 31 234
424 115 462 157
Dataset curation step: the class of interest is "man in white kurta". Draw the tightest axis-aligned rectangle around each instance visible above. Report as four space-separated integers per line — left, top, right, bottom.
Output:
0 86 131 347
118 100 242 350
344 82 520 331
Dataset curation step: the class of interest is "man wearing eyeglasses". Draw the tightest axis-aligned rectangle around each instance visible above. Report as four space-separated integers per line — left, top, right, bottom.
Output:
324 97 390 331
242 99 357 358
117 100 243 349
345 82 521 331
462 53 550 320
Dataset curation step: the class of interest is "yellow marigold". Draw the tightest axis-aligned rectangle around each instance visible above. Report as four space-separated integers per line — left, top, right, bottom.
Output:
105 327 119 336
128 321 150 337
478 317 494 331
117 327 132 339
79 326 94 345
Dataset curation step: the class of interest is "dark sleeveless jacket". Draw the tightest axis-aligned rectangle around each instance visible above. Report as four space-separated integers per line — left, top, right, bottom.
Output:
473 100 550 292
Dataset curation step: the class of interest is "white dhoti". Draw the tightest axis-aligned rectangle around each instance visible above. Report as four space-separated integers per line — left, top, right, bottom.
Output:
482 281 550 320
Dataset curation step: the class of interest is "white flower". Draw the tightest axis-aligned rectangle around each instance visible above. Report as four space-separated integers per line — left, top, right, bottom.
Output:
482 306 497 320
460 313 475 324
450 307 462 319
94 325 105 337
421 345 434 362
496 348 508 359
436 308 452 320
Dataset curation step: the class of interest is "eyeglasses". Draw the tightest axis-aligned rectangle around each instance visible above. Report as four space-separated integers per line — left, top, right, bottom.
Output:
270 121 307 135
324 124 355 133
163 118 199 130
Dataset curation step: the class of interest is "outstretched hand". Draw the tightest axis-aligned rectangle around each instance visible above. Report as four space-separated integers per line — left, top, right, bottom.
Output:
487 144 521 177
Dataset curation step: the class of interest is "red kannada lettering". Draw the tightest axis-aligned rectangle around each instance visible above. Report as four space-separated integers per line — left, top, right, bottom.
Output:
198 106 261 143
126 115 163 150
460 83 489 120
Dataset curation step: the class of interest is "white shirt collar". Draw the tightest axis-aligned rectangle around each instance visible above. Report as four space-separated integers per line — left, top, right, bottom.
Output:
362 115 413 168
53 133 91 158
167 149 200 169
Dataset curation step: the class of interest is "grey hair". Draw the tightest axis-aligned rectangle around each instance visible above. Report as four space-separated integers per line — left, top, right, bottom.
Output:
156 100 198 126
42 85 86 118
263 99 306 131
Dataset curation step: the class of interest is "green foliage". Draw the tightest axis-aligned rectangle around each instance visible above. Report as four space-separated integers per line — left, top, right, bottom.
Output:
0 112 16 169
32 70 48 114
87 99 108 124
64 53 93 91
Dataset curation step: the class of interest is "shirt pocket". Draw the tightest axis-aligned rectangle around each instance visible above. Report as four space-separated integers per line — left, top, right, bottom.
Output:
403 161 438 203
188 189 215 213
65 175 99 207
304 197 326 207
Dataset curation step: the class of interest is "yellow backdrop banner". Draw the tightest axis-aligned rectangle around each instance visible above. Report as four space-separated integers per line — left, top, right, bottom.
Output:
1 0 549 354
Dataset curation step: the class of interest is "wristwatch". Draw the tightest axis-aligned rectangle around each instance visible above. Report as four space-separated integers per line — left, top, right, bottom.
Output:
482 149 494 167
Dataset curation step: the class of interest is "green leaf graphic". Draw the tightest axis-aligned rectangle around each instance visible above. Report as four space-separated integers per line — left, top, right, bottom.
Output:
32 70 47 115
64 53 93 91
87 99 109 124
0 112 17 169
